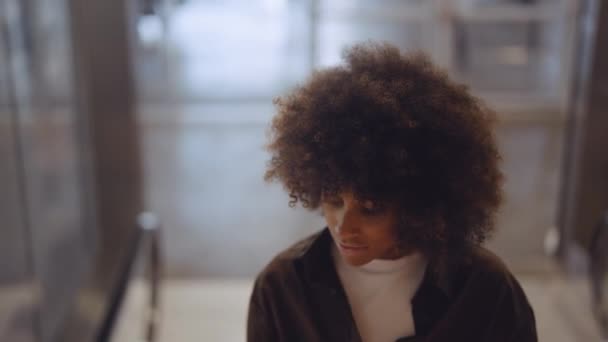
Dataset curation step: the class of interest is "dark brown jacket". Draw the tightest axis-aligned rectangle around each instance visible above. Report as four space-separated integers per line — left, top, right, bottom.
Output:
247 228 537 342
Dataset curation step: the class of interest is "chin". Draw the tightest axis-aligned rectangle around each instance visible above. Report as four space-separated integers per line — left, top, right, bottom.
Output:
342 254 372 267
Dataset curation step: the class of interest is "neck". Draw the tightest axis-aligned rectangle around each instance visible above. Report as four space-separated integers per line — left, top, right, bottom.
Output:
378 245 419 260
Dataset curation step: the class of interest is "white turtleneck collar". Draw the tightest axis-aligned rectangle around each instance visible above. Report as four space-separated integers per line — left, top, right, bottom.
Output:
332 244 428 342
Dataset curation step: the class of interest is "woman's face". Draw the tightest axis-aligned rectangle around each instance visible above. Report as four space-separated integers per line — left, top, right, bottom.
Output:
321 191 404 266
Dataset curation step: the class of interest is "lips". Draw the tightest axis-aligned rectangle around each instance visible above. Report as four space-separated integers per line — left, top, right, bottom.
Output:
338 242 367 250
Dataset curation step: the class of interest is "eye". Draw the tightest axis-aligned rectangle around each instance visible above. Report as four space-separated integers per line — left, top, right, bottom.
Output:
360 200 385 215
323 196 343 208
361 200 375 210
361 206 381 215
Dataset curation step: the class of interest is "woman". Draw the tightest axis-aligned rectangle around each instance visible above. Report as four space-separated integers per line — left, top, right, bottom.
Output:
247 42 537 342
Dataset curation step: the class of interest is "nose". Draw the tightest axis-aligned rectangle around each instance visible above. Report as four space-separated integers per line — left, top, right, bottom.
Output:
336 208 360 237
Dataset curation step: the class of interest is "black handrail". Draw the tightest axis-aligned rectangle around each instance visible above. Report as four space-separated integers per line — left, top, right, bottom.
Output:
96 212 163 342
590 211 608 338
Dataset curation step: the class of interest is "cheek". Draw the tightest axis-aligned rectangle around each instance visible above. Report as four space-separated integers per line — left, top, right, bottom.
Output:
364 220 399 247
322 207 338 227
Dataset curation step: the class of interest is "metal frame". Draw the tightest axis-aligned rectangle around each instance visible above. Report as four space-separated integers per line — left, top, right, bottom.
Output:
96 215 163 342
590 212 608 338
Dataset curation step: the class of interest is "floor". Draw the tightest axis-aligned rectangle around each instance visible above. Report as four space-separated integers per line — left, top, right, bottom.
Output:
110 275 604 342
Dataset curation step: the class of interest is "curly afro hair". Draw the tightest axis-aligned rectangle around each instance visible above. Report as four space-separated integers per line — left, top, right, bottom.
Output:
265 42 503 263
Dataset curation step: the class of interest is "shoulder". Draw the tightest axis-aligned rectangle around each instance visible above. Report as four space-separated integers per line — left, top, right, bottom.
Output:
462 246 534 313
253 230 322 288
465 246 524 288
467 246 513 279
433 246 523 302
461 247 537 340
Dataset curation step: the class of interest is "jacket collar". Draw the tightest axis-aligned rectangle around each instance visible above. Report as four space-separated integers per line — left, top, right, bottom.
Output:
296 227 454 296
295 227 456 336
295 228 342 291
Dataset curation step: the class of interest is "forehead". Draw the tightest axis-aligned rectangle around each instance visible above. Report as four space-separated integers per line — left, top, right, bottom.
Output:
324 192 385 206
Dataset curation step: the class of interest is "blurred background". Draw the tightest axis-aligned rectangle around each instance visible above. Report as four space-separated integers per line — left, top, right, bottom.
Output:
1 0 608 341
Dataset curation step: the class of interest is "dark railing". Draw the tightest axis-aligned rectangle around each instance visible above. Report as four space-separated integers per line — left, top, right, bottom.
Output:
96 212 163 342
590 211 608 339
